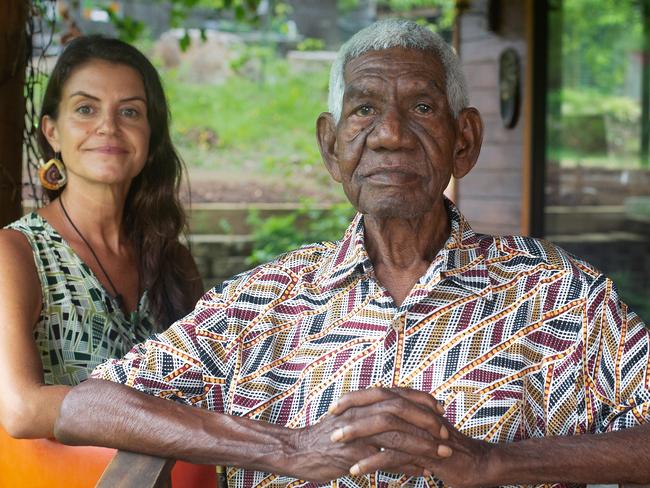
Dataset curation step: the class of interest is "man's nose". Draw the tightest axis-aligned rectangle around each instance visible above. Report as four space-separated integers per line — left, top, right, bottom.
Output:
366 107 416 151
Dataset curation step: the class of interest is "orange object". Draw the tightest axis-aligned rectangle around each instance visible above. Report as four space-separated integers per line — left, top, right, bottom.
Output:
0 427 216 487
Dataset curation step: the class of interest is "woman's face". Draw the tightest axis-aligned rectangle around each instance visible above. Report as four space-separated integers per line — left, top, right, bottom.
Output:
42 59 151 189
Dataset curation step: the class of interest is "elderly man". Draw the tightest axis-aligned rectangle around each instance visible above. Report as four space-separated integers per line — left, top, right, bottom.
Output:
56 19 650 487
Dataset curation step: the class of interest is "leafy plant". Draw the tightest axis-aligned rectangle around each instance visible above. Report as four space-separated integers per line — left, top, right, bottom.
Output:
337 0 455 31
297 37 326 51
609 271 650 324
104 7 146 43
246 202 355 265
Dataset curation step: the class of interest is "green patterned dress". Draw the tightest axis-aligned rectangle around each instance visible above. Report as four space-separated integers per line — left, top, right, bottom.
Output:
6 213 158 386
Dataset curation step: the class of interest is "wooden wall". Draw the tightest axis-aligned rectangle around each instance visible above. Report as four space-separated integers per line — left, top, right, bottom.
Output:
455 0 531 236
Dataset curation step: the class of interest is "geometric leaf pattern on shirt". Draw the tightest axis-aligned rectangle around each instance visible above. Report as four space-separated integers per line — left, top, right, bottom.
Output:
94 200 650 488
6 212 157 386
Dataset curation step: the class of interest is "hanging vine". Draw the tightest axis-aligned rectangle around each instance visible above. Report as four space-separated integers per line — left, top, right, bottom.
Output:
23 0 57 207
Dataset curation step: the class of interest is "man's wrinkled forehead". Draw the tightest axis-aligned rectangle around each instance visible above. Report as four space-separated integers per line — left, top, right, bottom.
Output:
342 47 447 96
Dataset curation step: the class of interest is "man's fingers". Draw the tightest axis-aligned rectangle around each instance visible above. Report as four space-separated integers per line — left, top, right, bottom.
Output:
330 411 447 445
331 418 453 466
368 430 452 459
330 399 448 442
349 449 435 477
388 387 445 415
329 387 391 414
329 387 444 417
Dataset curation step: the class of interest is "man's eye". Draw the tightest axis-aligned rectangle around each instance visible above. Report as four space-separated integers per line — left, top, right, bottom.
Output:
354 105 374 117
415 103 433 114
76 105 93 115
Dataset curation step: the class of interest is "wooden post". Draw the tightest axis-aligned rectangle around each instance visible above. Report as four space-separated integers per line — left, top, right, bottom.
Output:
0 0 27 227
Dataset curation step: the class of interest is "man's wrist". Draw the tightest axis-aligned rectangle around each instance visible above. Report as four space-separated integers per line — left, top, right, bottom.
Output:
267 425 299 475
480 441 506 487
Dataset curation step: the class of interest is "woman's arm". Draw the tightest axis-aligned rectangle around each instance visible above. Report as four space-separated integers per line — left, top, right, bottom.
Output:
0 229 70 438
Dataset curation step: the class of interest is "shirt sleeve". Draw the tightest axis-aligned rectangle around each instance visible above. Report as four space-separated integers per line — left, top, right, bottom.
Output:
585 274 650 433
91 287 232 411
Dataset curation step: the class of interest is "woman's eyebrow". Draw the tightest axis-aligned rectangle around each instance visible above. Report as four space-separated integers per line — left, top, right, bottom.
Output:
69 90 100 100
68 91 146 103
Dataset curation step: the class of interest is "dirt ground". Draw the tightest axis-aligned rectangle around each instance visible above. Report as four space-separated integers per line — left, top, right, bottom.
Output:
23 166 344 206
181 168 344 204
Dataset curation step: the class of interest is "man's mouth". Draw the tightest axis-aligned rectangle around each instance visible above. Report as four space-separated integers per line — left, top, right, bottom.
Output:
363 168 421 185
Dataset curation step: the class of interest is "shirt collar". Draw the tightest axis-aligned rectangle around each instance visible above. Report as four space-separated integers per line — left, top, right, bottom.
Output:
437 199 493 301
316 212 371 291
316 199 493 300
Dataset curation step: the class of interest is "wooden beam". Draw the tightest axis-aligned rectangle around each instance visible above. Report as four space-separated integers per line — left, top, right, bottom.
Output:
520 0 534 236
96 451 175 488
0 0 27 226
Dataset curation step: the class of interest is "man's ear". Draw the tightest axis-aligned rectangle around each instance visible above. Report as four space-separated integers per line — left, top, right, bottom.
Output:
452 107 483 179
316 112 342 182
41 115 60 153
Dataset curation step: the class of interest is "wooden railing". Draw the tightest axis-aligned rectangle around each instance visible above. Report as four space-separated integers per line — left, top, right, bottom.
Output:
95 450 225 488
96 451 175 487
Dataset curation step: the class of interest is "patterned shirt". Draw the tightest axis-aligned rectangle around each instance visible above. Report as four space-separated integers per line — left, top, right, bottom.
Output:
94 201 650 488
7 213 157 385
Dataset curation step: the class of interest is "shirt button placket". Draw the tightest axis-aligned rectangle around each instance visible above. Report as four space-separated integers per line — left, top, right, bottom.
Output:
391 314 405 331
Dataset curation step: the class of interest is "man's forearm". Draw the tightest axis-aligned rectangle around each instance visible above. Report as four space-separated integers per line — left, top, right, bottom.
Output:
54 379 292 472
484 423 650 486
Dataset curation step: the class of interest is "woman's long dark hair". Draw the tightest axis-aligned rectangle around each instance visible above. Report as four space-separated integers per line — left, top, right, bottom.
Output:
38 35 196 327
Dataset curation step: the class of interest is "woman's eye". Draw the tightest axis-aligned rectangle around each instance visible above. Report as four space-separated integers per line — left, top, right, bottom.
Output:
355 105 374 117
120 108 139 118
415 103 432 114
76 105 93 115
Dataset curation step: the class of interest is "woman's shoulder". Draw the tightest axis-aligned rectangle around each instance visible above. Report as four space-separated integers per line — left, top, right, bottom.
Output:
0 224 42 301
0 221 35 260
3 212 53 243
1 213 59 283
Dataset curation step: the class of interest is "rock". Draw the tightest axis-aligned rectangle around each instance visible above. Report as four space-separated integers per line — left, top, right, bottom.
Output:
153 29 243 84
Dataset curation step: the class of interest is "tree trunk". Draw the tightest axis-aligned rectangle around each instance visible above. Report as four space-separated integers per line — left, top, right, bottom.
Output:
0 0 27 227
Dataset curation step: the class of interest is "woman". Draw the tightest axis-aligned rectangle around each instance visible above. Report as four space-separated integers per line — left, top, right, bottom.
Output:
0 36 203 439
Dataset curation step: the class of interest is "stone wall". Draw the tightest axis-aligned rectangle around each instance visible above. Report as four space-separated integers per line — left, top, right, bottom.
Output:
188 234 254 290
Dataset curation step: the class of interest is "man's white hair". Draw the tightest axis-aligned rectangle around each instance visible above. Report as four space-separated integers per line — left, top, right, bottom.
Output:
328 18 469 122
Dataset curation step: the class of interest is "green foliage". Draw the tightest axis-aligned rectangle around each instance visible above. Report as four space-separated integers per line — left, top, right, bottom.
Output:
104 7 146 43
556 88 640 121
162 51 329 173
548 87 641 162
297 38 326 51
609 271 650 323
166 0 262 26
228 43 276 74
337 0 455 31
246 202 355 265
98 0 263 47
561 0 642 93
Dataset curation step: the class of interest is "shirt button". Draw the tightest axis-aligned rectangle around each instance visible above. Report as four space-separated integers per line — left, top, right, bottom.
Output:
391 315 404 331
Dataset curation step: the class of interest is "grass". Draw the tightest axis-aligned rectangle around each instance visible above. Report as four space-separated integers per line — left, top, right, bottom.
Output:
547 148 646 170
161 57 330 176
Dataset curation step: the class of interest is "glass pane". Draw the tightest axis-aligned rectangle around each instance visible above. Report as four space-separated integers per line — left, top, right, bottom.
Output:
545 0 650 321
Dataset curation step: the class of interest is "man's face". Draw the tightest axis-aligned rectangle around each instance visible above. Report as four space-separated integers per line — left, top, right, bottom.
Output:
320 47 468 219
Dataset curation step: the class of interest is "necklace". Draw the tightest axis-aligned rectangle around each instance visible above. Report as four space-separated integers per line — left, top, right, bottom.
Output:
58 196 127 311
